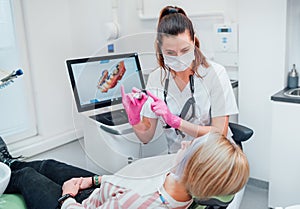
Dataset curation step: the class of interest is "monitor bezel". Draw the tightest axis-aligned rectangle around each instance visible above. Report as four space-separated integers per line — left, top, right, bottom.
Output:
66 52 145 112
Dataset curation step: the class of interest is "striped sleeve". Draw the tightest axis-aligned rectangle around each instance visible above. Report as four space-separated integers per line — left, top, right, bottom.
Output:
61 188 103 209
61 182 191 209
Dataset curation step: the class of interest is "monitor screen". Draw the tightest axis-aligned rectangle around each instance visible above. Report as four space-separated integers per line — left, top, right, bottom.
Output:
66 53 145 112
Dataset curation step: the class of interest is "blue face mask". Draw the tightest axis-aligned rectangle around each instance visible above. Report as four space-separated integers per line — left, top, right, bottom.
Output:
163 49 195 72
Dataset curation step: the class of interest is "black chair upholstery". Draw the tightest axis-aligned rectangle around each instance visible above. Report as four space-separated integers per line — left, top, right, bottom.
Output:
229 122 253 149
191 195 234 209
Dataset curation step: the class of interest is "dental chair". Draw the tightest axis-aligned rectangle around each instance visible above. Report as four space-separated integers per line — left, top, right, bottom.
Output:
188 122 253 209
0 123 252 209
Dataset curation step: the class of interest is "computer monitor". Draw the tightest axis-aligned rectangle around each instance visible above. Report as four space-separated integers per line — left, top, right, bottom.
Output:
66 53 145 113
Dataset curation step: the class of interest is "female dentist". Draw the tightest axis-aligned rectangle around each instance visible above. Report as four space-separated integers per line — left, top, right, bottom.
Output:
122 5 238 153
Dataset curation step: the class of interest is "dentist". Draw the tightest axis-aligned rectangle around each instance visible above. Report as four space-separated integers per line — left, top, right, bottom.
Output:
122 6 238 153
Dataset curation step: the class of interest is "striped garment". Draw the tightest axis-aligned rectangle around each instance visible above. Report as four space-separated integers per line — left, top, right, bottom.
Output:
62 155 192 209
61 181 192 209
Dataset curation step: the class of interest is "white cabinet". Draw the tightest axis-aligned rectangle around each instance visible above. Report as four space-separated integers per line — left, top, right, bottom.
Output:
269 101 300 208
82 115 168 173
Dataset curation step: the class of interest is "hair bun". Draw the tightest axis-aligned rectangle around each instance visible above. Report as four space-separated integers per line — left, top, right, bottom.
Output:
167 7 178 14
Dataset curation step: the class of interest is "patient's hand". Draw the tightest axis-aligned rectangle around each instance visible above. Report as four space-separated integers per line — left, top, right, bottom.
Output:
71 177 96 190
62 178 82 196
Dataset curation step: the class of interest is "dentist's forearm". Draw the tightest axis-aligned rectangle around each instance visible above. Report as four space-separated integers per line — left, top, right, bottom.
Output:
178 115 229 138
179 120 212 137
132 117 157 144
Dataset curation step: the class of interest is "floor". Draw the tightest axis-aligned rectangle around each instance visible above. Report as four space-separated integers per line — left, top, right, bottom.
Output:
240 179 269 209
28 139 270 209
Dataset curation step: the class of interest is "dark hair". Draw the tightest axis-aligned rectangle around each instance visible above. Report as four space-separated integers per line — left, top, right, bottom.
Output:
155 6 209 80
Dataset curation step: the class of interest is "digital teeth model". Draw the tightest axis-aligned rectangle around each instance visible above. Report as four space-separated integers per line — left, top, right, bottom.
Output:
97 61 126 93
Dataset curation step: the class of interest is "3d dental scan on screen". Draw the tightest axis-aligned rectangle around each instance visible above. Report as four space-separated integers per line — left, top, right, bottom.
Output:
66 53 147 128
66 53 145 113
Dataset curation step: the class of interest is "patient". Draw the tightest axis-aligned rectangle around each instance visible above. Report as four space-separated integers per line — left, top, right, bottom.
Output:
0 132 249 209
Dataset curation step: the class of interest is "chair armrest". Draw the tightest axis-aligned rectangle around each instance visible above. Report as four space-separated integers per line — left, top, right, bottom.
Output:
229 122 253 143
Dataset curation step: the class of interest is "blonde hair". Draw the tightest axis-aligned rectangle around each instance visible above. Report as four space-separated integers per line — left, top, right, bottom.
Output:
181 133 250 199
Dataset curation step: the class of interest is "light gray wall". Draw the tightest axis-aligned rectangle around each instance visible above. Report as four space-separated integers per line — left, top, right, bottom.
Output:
238 0 287 181
11 0 112 157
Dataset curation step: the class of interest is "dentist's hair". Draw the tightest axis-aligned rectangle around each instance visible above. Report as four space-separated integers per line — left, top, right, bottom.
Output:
155 6 209 77
181 132 249 199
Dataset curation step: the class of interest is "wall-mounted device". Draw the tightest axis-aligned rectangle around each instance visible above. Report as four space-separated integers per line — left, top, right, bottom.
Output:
0 69 23 89
213 23 238 67
214 24 237 52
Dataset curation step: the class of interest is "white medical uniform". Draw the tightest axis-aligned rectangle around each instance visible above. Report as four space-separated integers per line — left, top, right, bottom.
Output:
142 60 238 153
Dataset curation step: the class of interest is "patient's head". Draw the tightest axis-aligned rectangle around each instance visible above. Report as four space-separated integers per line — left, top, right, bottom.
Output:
176 132 249 199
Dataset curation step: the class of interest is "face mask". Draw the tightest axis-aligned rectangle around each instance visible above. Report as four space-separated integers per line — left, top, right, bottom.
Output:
163 49 195 72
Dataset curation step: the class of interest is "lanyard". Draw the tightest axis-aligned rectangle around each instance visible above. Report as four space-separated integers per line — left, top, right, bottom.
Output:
163 70 196 137
157 187 169 208
163 70 195 104
163 71 195 118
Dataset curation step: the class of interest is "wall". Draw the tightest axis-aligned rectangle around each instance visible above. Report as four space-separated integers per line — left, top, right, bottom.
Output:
286 0 300 74
10 0 112 157
238 0 287 181
0 0 37 143
113 0 238 74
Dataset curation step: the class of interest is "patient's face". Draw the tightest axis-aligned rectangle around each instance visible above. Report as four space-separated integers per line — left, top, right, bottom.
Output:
174 135 207 166
175 140 193 165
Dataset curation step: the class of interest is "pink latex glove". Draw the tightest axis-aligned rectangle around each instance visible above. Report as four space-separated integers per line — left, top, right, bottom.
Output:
121 85 148 125
147 91 181 129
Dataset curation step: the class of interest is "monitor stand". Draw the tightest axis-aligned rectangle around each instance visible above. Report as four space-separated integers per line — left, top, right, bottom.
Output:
82 115 168 173
89 109 129 126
